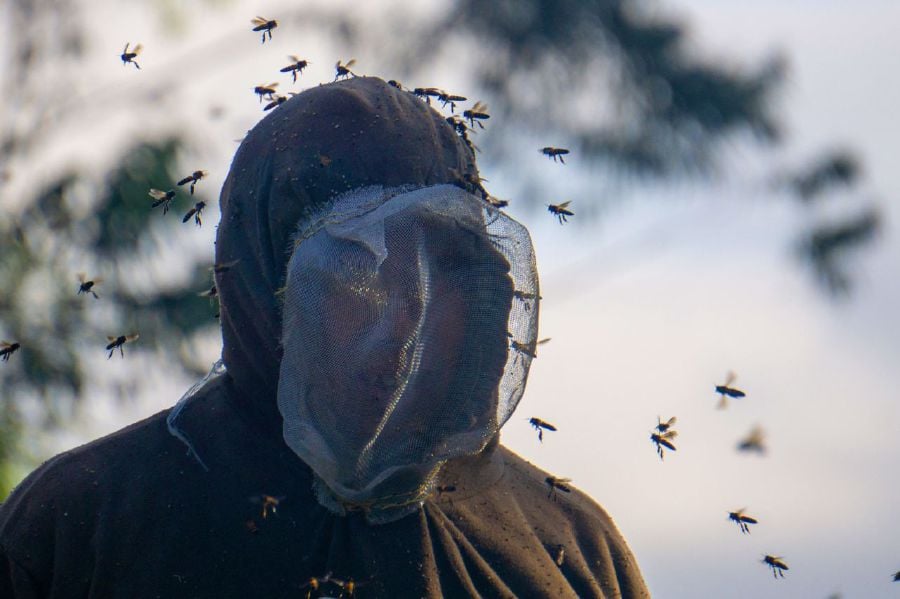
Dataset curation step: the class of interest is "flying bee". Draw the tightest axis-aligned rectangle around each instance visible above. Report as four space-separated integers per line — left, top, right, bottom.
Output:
251 16 278 43
211 260 239 274
762 555 788 579
893 571 900 582
728 508 759 534
655 416 677 434
334 59 356 81
650 430 678 461
253 82 279 103
120 42 142 69
737 426 766 455
548 201 574 224
105 334 139 359
148 188 176 214
280 56 309 83
715 371 746 408
299 573 332 599
412 87 442 104
545 476 572 500
529 417 557 442
438 91 467 113
0 341 20 362
554 544 565 567
463 101 490 129
77 272 103 299
198 285 217 299
250 494 285 519
540 147 571 164
176 170 208 195
182 201 206 226
330 576 367 598
263 94 288 111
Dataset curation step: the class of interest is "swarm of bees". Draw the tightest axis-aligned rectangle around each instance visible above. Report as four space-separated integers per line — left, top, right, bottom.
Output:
529 417 557 442
548 201 574 224
650 416 678 461
540 147 570 163
105 334 139 359
334 59 356 81
728 509 759 534
251 17 278 43
0 341 20 362
762 555 789 579
120 43 142 69
280 56 309 83
177 170 208 195
77 273 102 299
715 371 746 409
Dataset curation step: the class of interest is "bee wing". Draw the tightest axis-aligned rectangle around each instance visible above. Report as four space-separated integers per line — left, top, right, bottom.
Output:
93 276 104 285
287 54 299 62
662 430 678 439
148 188 166 199
665 416 677 427
123 42 130 54
0 341 11 349
125 334 139 343
537 337 551 345
133 44 143 55
77 271 86 283
557 200 572 209
267 82 279 89
346 59 356 68
725 370 737 386
252 16 267 25
658 438 677 451
106 336 118 342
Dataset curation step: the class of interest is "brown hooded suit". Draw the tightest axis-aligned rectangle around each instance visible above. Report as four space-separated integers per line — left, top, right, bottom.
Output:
0 77 649 599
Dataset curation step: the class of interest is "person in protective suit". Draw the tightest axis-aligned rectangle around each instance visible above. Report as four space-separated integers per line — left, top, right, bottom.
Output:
0 77 649 598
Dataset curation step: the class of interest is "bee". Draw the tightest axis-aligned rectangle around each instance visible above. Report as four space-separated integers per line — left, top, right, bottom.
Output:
438 91 467 113
250 494 285 519
251 16 278 43
540 147 570 163
446 116 481 154
387 79 404 90
148 188 176 214
182 201 206 226
463 101 490 129
105 334 139 359
263 95 288 111
412 87 442 104
253 82 279 103
513 289 541 310
0 341 20 362
762 555 788 579
486 195 508 208
279 56 309 83
120 42 142 69
507 333 537 359
655 416 677 434
211 260 239 274
334 59 356 81
650 430 677 461
715 371 746 408
545 476 572 500
77 272 103 299
529 417 557 442
198 285 217 299
737 426 766 455
176 170 208 196
554 544 566 567
728 508 758 534
330 576 366 598
299 573 332 599
548 201 574 224
893 571 900 582
448 167 489 200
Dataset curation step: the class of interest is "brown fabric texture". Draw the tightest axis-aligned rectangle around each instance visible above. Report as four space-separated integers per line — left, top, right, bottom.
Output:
0 77 649 598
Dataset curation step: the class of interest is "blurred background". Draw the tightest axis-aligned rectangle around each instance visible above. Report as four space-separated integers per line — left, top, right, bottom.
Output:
1 0 897 597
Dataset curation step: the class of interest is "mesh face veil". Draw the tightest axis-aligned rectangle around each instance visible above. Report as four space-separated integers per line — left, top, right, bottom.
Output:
277 184 539 522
